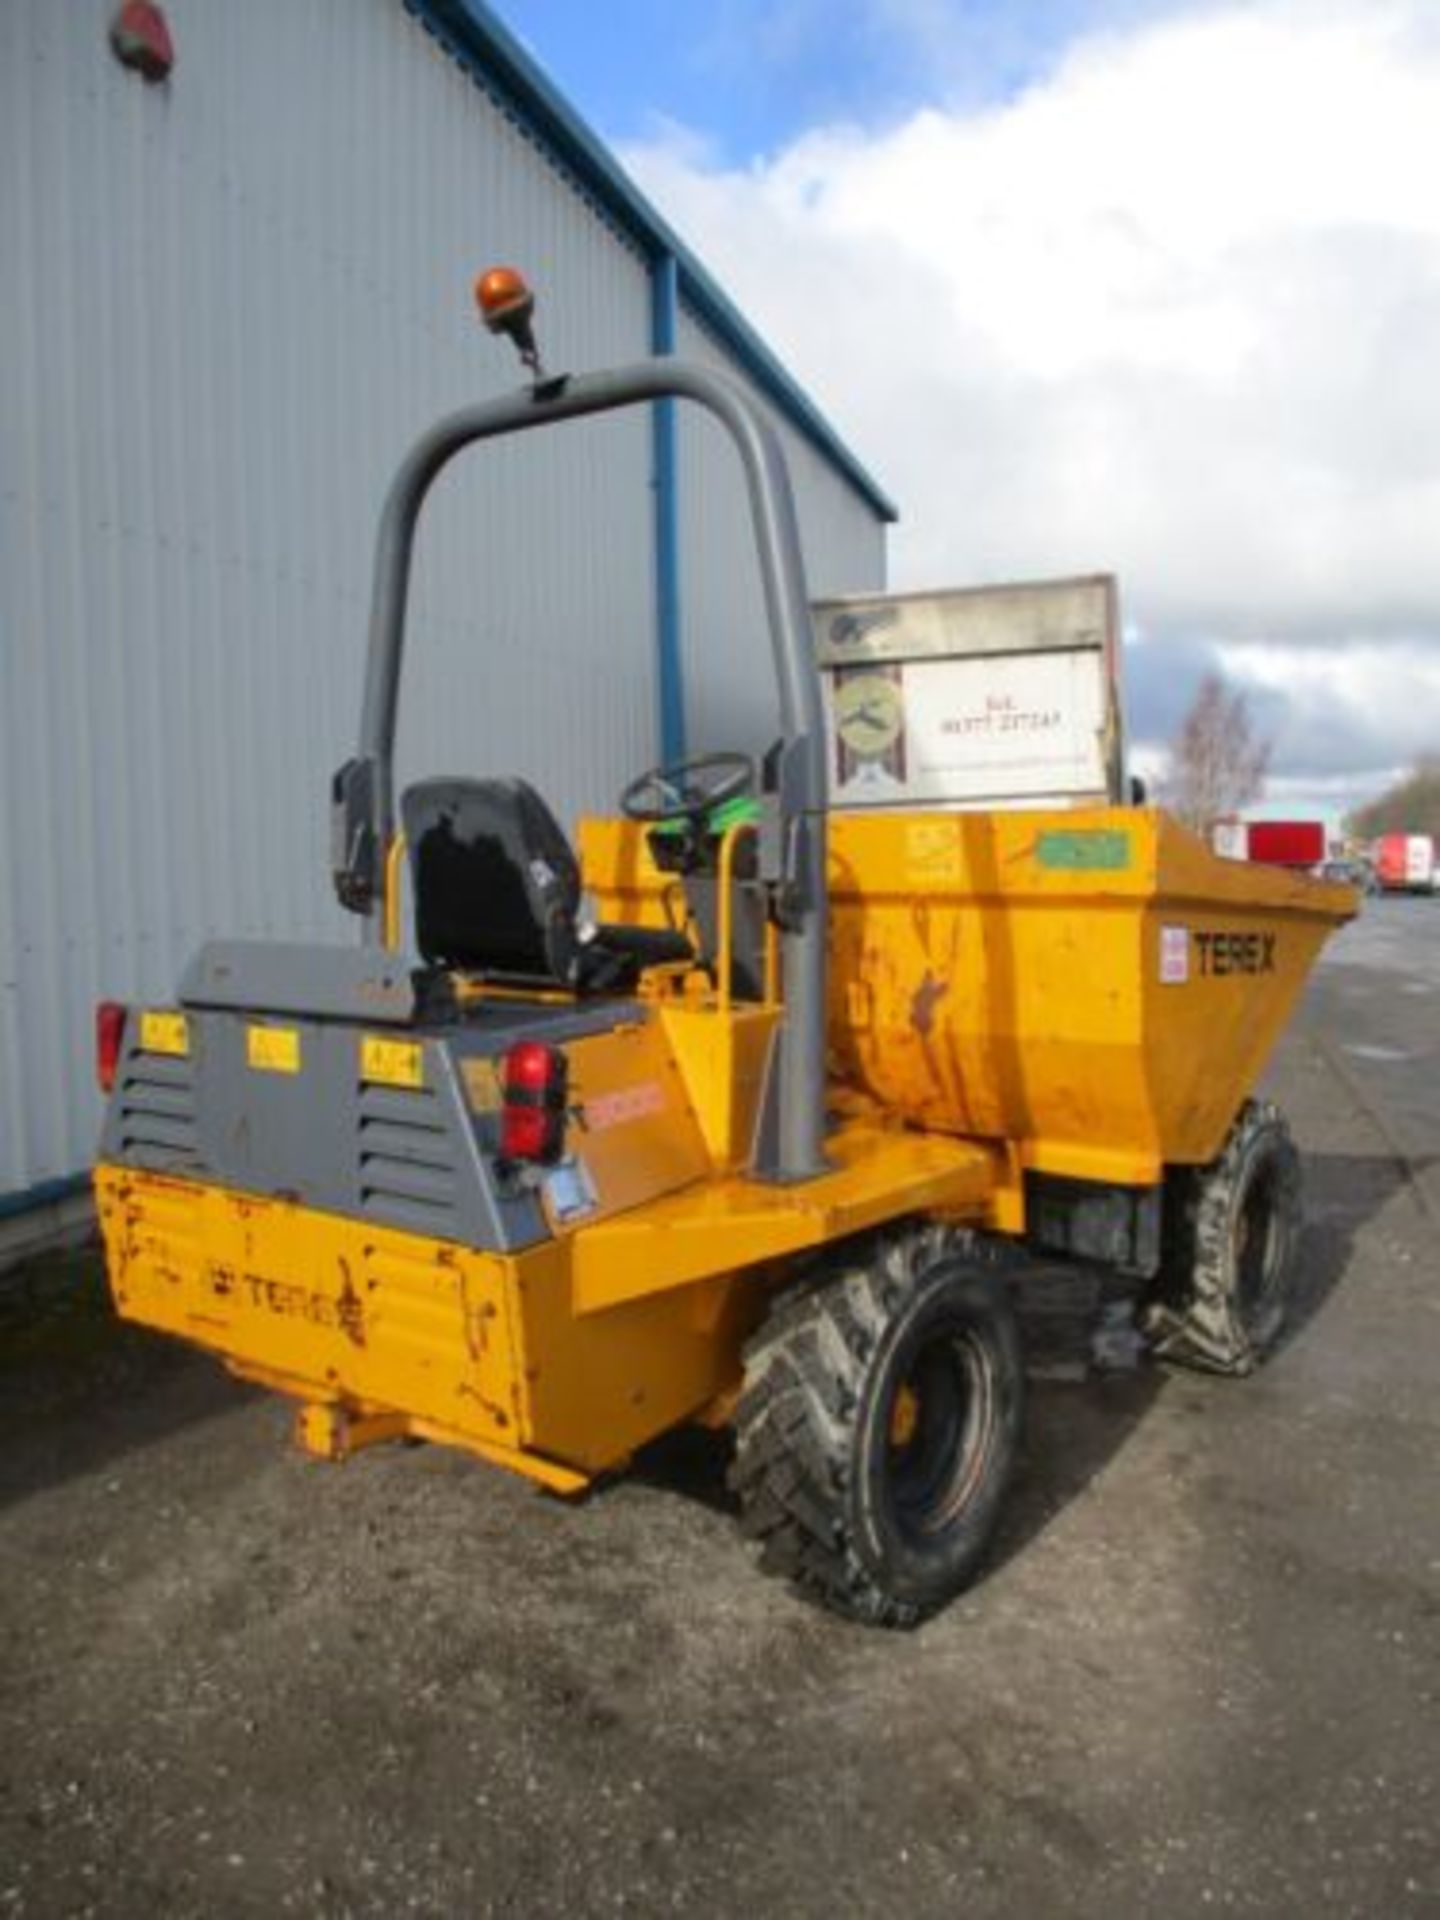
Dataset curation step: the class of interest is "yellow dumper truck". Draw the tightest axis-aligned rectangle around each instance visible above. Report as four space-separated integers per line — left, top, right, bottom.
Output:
93 273 1354 1625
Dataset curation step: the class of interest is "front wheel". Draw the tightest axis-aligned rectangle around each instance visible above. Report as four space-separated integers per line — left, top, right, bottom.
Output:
1146 1099 1302 1375
730 1227 1025 1628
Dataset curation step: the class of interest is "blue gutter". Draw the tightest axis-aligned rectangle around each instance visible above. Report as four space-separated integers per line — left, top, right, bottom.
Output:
403 0 898 526
0 1172 90 1223
650 254 685 760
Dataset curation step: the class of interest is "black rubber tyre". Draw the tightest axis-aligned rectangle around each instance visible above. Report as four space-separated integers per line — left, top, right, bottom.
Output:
1146 1099 1302 1376
730 1226 1025 1628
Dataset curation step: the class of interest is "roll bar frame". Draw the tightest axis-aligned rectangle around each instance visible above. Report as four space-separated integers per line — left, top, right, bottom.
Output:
331 360 829 1182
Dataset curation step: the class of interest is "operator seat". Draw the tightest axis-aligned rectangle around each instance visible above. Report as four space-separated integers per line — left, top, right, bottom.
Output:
402 777 692 993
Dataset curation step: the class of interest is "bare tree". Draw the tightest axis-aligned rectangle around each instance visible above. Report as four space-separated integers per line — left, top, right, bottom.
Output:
1161 672 1271 833
1346 756 1440 841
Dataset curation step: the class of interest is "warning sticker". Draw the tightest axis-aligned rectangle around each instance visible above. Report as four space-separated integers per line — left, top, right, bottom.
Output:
904 819 962 882
360 1035 424 1089
247 1024 301 1074
461 1057 503 1113
138 1010 189 1057
1159 924 1190 986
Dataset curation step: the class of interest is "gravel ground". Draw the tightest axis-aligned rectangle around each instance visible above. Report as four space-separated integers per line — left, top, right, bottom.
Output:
1 903 1436 1917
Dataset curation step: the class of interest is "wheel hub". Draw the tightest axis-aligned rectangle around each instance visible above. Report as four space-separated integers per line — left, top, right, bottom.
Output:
888 1381 921 1450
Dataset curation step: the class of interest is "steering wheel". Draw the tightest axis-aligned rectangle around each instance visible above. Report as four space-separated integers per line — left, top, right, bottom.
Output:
620 750 754 825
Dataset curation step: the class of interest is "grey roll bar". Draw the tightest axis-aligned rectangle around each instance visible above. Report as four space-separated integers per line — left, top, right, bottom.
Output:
332 359 829 1182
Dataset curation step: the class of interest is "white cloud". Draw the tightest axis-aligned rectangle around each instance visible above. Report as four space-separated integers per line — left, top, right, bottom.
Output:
622 0 1440 803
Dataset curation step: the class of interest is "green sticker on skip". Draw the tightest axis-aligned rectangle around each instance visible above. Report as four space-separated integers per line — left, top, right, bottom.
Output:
1035 829 1131 871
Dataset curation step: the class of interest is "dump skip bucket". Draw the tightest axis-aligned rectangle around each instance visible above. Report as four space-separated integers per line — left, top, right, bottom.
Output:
827 808 1355 1186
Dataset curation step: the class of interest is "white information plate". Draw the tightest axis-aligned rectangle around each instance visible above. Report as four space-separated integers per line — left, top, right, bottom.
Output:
813 574 1122 812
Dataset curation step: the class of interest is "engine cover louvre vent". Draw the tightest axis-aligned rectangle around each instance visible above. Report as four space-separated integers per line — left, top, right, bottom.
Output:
100 1010 553 1256
357 1083 461 1236
115 1054 200 1170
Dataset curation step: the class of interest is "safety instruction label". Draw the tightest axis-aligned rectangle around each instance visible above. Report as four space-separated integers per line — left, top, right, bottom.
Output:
904 820 962 882
247 1024 302 1074
1158 925 1190 985
139 1010 189 1056
461 1057 502 1113
360 1036 424 1089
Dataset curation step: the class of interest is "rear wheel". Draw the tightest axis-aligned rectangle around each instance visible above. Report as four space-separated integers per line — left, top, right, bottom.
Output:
731 1227 1025 1627
1146 1099 1301 1375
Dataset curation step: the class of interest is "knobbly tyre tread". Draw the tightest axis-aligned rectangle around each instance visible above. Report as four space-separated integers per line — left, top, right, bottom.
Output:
730 1225 1020 1628
1146 1098 1302 1376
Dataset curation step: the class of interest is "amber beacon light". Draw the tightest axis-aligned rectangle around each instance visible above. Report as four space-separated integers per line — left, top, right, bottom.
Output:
474 266 544 378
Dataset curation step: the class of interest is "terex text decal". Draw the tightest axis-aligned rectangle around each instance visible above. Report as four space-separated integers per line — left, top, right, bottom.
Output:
1195 930 1277 977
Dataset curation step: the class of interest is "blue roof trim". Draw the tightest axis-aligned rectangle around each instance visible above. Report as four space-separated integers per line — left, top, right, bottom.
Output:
402 0 899 524
0 1171 90 1222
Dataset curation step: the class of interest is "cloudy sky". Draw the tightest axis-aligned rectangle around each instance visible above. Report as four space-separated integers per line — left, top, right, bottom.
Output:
502 0 1440 818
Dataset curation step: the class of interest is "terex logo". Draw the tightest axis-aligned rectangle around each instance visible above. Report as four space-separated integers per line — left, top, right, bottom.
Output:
1195 930 1277 977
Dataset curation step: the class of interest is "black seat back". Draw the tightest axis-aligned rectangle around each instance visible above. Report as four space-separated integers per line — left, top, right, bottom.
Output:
402 777 580 983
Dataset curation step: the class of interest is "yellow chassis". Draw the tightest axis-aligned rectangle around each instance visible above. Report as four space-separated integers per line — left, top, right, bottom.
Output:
96 1117 1006 1493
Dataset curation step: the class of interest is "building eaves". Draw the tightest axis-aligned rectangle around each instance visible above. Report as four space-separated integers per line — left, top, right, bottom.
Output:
403 0 899 524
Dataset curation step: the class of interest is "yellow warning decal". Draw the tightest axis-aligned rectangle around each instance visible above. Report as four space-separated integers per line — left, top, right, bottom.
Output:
360 1035 424 1089
138 1010 189 1057
461 1057 502 1113
845 980 874 1030
904 819 962 883
247 1025 301 1074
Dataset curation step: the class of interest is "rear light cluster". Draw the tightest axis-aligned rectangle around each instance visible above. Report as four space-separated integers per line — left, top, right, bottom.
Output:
96 1000 129 1093
499 1041 568 1167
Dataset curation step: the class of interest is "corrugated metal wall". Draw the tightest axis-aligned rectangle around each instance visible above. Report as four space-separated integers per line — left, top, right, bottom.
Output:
675 309 887 754
0 0 887 1203
0 0 659 1198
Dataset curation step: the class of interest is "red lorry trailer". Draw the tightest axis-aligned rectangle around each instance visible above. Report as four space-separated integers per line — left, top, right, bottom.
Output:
1374 833 1436 893
1215 819 1327 869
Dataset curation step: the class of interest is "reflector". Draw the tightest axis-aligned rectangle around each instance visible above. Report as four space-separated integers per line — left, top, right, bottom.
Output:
96 1001 128 1094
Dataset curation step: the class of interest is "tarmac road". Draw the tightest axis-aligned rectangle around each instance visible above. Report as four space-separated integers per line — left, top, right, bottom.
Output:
0 901 1436 1917
1303 894 1440 1223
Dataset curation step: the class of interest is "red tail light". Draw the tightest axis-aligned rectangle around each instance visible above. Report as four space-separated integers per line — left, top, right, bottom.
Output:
500 1041 568 1166
96 1000 128 1093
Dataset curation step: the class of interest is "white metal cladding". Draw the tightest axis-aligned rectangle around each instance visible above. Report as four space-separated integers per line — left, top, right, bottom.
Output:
673 309 887 755
0 0 659 1197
